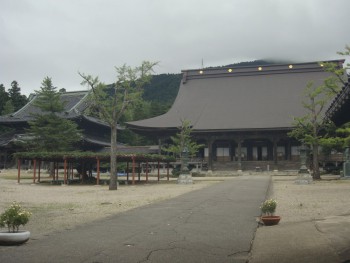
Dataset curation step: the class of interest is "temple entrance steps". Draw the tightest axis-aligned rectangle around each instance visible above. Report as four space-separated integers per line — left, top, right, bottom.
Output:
213 161 300 171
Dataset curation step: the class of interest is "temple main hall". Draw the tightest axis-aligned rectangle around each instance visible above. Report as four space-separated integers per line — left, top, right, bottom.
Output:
127 60 345 171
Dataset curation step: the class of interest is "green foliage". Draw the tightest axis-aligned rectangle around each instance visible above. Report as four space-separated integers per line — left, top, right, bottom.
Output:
2 100 15 115
337 45 350 71
80 61 158 126
8 81 28 112
0 84 10 115
163 120 204 158
0 202 31 232
311 46 350 157
79 61 158 190
260 199 277 216
0 82 27 115
320 122 350 155
13 151 175 163
142 74 182 104
32 77 64 113
289 60 343 179
27 114 82 152
26 77 82 152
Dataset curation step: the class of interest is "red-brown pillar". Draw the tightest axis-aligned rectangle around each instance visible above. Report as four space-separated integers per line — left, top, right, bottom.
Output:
33 159 37 183
145 161 149 183
138 162 141 182
96 158 100 185
17 159 21 184
157 161 160 181
132 156 136 185
38 160 41 183
126 162 129 182
64 158 67 185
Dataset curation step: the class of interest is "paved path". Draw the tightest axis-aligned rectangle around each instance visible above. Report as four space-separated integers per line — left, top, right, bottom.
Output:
0 175 270 263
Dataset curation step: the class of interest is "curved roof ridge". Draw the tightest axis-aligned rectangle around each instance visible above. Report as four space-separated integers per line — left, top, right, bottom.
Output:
66 90 90 114
10 94 37 118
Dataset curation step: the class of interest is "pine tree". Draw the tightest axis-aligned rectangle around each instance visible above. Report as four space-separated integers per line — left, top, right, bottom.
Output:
163 120 204 159
27 77 81 152
2 100 15 115
8 81 27 111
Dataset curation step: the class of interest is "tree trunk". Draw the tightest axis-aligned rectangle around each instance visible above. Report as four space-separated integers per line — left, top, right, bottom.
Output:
49 162 55 177
109 124 118 190
312 143 321 180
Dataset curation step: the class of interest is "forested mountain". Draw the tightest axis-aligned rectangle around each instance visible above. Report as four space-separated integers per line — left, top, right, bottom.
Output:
143 73 182 104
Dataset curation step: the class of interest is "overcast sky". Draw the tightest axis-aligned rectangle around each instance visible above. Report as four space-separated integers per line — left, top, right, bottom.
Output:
1 0 349 95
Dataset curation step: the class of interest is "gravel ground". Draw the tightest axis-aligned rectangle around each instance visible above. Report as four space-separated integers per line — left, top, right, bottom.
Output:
1 169 350 241
0 169 219 239
270 175 350 222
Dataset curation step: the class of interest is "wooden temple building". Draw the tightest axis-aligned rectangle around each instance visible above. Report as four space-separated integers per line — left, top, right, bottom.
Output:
0 90 112 168
127 60 345 171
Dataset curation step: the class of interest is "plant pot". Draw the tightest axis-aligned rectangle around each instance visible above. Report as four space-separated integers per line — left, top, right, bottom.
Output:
0 231 30 246
261 216 281 226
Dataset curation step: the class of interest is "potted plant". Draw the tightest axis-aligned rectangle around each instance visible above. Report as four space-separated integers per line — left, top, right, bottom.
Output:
0 202 32 245
260 199 281 226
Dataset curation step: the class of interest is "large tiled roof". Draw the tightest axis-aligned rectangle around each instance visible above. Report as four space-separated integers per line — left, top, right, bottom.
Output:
127 61 344 133
0 91 90 123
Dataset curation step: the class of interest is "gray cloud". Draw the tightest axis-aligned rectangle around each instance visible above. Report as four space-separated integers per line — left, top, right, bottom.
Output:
1 0 349 95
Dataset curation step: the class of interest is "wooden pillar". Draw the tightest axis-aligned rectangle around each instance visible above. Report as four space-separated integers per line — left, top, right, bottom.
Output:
287 140 292 161
158 138 162 155
56 162 59 181
237 138 242 171
38 160 41 183
126 162 129 182
273 139 278 164
132 157 135 185
17 159 21 184
63 158 67 185
138 162 141 182
145 161 149 183
208 138 213 171
71 163 74 180
273 138 278 170
33 159 37 184
167 163 169 181
96 158 100 185
157 161 160 181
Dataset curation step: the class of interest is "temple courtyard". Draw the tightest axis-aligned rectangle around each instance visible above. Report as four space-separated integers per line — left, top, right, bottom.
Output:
1 170 350 262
